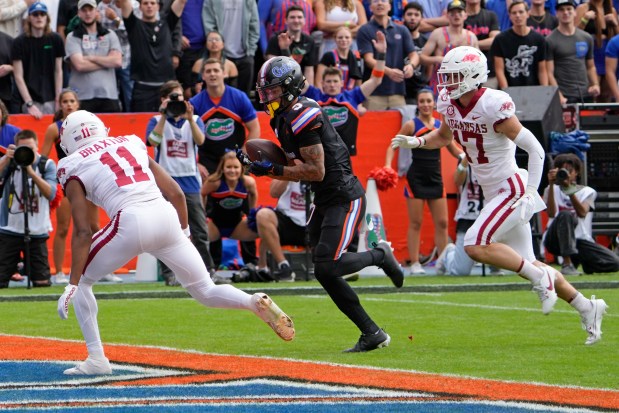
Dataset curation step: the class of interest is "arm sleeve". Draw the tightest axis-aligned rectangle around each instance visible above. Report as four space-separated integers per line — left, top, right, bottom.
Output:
513 127 545 191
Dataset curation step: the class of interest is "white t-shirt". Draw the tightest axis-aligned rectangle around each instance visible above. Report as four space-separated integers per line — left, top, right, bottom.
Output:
543 184 597 242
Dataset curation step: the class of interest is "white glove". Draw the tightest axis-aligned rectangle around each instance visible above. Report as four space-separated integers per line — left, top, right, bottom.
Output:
511 188 538 225
58 284 78 320
391 134 426 150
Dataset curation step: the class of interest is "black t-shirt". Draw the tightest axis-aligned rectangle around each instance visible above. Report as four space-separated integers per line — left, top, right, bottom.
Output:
465 9 499 75
406 34 429 102
319 49 363 89
0 32 13 102
491 28 547 87
11 33 65 103
124 12 179 83
528 13 558 38
272 97 364 206
57 0 78 33
266 32 317 71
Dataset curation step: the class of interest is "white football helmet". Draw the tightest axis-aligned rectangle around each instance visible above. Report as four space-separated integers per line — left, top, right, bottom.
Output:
59 110 108 155
437 46 488 99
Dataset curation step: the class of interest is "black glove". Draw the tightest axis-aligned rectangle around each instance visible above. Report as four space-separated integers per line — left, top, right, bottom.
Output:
249 160 284 176
236 148 252 166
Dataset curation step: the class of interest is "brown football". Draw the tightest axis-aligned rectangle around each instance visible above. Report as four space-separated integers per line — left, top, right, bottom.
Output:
245 138 288 165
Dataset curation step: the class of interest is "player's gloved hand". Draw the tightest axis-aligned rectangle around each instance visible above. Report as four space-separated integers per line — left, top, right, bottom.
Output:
57 284 78 320
511 187 538 225
249 159 283 176
391 134 426 150
236 148 252 166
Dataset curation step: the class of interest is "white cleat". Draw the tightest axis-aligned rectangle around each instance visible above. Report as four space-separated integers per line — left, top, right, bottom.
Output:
581 295 608 345
64 356 112 375
252 293 295 341
100 274 122 283
532 266 558 315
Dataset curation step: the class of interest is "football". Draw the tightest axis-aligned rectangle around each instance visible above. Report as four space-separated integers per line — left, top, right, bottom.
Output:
245 138 288 165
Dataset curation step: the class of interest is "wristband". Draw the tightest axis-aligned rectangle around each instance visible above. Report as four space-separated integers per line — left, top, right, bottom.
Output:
182 227 191 237
581 17 589 25
374 52 386 61
272 164 284 176
149 131 163 145
344 20 350 27
371 69 385 78
456 163 467 172
280 48 291 57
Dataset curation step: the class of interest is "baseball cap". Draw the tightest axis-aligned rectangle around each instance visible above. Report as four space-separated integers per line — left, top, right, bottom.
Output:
78 0 97 9
28 2 48 15
447 0 466 11
555 0 576 9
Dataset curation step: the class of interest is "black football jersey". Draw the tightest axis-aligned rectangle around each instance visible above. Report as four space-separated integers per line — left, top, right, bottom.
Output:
271 97 365 205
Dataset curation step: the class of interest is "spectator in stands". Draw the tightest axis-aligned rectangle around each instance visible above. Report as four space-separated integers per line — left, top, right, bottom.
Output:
435 156 504 276
528 0 559 36
12 2 64 119
314 0 367 55
384 88 463 275
176 0 206 99
146 80 216 286
402 2 431 104
547 0 600 104
0 101 20 148
0 0 33 38
266 5 317 86
492 0 549 89
605 32 619 100
203 0 260 95
65 0 122 113
258 0 317 54
303 30 386 156
40 89 110 284
0 130 56 288
192 31 239 93
543 153 619 274
190 57 260 268
575 0 618 102
356 0 418 110
485 0 512 31
120 0 188 112
421 0 478 96
201 151 259 252
464 0 500 88
315 26 362 91
415 0 449 30
56 0 77 40
253 180 308 282
0 31 14 112
97 0 133 111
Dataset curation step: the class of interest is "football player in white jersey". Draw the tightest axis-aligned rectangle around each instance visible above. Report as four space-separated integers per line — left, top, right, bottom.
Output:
55 111 294 375
392 46 607 345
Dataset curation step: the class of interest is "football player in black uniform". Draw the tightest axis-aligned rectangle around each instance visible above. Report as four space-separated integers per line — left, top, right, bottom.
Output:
238 55 404 353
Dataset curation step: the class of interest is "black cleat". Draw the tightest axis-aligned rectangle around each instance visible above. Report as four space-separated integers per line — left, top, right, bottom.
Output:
275 264 296 282
343 329 391 353
374 240 404 288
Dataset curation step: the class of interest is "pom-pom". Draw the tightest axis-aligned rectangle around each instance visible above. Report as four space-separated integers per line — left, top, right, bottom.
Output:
369 166 398 191
50 184 63 210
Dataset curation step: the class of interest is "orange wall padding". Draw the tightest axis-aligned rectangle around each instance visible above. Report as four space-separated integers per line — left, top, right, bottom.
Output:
11 112 458 272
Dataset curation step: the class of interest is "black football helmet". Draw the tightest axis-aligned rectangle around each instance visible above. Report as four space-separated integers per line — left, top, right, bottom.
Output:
256 56 306 117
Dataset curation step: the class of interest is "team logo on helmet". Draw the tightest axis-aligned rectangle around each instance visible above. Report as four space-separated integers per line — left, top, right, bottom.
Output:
462 53 481 62
272 60 294 78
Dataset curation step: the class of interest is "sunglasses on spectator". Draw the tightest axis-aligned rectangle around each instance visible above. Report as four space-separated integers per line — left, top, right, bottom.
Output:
31 12 47 17
372 0 389 3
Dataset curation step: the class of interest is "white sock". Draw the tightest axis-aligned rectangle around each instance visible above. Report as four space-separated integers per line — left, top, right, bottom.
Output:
278 260 290 269
73 285 106 359
186 280 252 310
258 266 270 273
518 260 544 283
569 293 592 314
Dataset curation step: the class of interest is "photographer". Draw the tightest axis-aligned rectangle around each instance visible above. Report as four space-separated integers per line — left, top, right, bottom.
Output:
146 80 216 286
543 153 619 275
0 130 57 288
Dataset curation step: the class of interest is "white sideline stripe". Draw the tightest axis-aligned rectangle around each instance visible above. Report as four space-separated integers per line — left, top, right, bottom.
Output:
301 295 615 316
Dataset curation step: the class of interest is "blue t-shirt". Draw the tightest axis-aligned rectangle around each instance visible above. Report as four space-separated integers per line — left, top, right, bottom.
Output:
605 34 619 79
0 123 21 148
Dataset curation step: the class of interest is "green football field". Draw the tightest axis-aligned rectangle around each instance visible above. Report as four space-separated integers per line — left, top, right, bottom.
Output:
1 274 617 390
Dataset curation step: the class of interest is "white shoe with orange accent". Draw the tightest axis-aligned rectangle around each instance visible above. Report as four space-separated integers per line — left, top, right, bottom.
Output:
252 293 295 341
532 266 558 315
64 356 112 375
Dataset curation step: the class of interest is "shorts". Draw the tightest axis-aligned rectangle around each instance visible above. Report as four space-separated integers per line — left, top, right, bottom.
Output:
0 233 50 284
405 160 444 199
276 210 307 247
308 196 365 262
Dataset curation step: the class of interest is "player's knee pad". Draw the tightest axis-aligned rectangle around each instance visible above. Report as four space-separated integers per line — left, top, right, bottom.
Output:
313 242 336 280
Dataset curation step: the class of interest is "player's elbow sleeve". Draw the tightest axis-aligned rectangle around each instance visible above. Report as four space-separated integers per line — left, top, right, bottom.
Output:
513 127 544 189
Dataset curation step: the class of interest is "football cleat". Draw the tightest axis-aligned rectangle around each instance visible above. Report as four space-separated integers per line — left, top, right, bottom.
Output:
532 266 558 315
581 295 608 345
252 293 295 341
374 240 404 288
64 356 112 375
344 329 391 353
